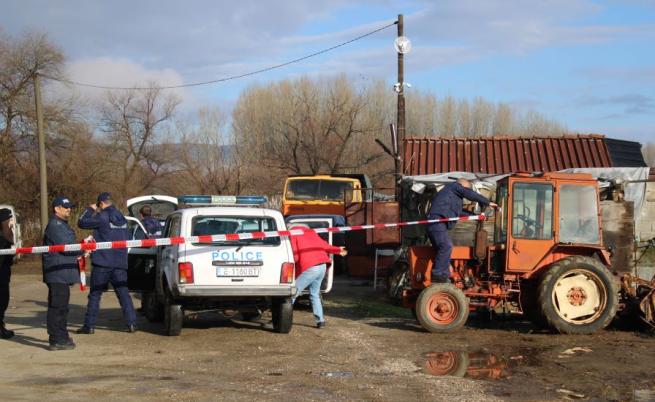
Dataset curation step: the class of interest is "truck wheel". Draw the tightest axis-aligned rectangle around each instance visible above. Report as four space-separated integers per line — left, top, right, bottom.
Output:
143 292 164 323
163 289 183 336
271 297 293 334
537 256 618 334
416 284 469 332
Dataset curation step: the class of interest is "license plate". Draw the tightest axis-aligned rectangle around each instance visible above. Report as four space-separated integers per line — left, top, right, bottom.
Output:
216 267 260 277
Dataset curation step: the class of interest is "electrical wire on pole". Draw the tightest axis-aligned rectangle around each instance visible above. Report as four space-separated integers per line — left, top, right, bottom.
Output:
41 21 397 91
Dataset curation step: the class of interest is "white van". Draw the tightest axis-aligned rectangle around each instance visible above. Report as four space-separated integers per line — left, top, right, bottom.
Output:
139 202 296 336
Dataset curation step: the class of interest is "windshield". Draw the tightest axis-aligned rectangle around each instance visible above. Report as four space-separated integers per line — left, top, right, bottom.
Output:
286 179 354 202
558 185 600 244
128 200 177 221
191 216 280 246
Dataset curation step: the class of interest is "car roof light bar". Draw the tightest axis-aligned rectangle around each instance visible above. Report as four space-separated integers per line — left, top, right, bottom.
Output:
177 195 268 206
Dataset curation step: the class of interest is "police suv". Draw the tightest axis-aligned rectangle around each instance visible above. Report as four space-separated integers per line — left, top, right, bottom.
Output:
131 195 295 336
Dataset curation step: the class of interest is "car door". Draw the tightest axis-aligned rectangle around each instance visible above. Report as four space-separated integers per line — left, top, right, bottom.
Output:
159 213 183 291
126 217 156 291
285 217 334 293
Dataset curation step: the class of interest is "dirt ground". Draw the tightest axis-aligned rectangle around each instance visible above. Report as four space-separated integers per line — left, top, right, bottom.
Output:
0 258 654 402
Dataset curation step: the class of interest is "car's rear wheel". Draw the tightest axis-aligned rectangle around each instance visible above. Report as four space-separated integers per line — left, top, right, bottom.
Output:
163 288 183 336
272 297 293 333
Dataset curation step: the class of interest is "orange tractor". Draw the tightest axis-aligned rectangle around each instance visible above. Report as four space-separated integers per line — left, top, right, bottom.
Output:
402 172 654 334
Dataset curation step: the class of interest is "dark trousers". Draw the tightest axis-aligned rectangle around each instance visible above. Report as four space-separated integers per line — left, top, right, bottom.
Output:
0 263 11 323
427 229 453 279
47 283 71 344
84 266 136 328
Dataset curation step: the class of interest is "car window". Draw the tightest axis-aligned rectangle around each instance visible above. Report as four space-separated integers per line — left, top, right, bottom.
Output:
191 216 279 246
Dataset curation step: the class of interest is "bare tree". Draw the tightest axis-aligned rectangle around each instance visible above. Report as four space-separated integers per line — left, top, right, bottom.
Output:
232 75 385 192
175 107 241 194
643 142 655 166
98 85 180 198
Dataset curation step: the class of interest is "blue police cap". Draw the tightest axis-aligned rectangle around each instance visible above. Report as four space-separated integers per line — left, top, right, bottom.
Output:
52 197 75 209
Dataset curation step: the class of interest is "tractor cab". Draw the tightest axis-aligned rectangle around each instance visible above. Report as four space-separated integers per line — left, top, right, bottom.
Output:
491 172 606 276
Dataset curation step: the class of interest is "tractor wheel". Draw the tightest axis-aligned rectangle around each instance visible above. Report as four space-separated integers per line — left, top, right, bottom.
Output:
387 261 409 305
537 256 618 334
416 284 469 333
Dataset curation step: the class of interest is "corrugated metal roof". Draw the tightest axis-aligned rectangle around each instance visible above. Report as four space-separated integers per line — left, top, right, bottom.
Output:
402 135 624 176
603 138 648 167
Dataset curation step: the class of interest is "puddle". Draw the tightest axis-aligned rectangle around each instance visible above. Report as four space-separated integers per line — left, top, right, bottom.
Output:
420 351 527 381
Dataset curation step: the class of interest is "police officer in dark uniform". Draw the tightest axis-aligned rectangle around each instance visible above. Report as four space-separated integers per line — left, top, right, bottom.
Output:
139 205 161 238
77 192 137 334
43 197 83 350
426 179 497 283
0 208 15 339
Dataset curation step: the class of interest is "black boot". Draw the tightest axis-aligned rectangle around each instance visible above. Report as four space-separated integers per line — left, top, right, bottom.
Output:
0 322 14 339
431 274 450 284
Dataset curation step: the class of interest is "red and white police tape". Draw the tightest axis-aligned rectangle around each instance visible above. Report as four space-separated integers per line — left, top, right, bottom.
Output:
0 214 486 256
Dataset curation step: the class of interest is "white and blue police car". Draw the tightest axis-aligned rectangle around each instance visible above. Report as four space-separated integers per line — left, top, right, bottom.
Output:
141 195 295 335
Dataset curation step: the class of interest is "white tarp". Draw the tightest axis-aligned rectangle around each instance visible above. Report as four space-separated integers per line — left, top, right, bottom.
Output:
402 167 650 226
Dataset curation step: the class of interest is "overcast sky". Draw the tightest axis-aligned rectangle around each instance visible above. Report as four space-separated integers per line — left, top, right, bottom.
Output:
2 0 654 142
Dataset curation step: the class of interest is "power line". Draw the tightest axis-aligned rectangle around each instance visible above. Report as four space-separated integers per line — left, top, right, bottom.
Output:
42 21 397 90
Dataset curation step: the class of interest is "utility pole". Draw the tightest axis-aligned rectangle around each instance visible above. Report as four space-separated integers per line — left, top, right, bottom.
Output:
396 14 405 176
34 73 48 234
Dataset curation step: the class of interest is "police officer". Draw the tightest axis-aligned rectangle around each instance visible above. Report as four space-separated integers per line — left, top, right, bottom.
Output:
43 197 83 350
426 179 497 283
0 208 15 339
139 205 160 238
77 192 137 334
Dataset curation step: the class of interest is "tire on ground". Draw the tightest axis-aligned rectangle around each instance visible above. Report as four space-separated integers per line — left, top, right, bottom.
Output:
537 256 618 334
272 297 293 334
163 287 183 336
416 284 469 333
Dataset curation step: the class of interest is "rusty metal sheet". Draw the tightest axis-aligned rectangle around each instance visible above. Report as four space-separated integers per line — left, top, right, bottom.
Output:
403 135 620 176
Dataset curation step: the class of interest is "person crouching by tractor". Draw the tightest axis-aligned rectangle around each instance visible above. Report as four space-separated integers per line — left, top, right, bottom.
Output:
288 223 347 329
427 179 497 284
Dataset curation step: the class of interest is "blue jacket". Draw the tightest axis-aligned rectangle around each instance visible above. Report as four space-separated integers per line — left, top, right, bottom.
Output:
427 182 490 231
142 216 161 237
78 205 129 269
42 215 82 284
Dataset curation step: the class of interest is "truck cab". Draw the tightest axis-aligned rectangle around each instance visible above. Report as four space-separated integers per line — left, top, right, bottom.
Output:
282 175 364 217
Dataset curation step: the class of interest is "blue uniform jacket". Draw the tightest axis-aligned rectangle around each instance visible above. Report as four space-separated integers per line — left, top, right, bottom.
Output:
142 216 161 237
42 216 82 284
78 205 129 269
427 182 490 231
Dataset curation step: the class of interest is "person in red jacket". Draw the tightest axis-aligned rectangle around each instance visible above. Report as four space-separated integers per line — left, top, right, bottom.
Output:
288 223 347 328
